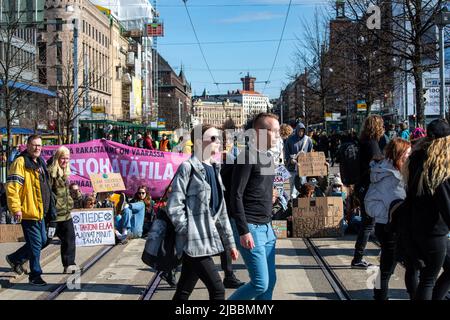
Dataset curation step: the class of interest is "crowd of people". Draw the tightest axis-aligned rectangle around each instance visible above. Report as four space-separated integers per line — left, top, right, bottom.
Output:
1 112 449 301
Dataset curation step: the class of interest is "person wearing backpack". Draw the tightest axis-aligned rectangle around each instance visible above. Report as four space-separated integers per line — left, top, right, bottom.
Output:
166 124 238 300
364 138 411 300
402 119 450 300
351 115 385 269
284 122 313 199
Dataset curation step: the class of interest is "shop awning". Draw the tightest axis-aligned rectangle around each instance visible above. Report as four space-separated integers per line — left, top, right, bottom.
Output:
0 80 57 97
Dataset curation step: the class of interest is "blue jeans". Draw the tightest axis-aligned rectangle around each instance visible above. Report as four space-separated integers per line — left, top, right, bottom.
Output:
115 209 131 234
127 202 145 237
9 219 47 280
228 220 277 300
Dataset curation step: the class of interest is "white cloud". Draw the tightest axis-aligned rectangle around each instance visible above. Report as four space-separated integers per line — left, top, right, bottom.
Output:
218 12 285 24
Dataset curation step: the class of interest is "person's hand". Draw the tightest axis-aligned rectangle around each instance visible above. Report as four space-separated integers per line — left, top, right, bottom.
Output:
240 233 255 250
14 211 22 223
230 248 239 261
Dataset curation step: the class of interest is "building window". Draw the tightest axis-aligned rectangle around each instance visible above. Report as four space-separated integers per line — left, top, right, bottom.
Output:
38 67 47 84
56 66 62 84
56 18 62 31
83 20 85 33
56 41 62 64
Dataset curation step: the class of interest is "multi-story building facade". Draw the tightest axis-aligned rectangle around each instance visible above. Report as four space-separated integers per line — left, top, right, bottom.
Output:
158 53 192 130
0 0 57 132
40 0 113 122
192 97 245 128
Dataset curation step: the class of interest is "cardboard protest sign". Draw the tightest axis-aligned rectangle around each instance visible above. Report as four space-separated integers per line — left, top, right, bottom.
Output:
292 197 343 238
71 208 115 246
297 152 328 177
272 220 288 239
89 173 126 193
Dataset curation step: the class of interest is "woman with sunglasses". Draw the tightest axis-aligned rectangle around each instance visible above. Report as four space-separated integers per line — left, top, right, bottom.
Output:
167 124 238 300
127 186 152 238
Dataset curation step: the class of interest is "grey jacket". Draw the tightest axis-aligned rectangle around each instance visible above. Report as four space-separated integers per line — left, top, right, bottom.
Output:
166 156 236 258
364 159 406 224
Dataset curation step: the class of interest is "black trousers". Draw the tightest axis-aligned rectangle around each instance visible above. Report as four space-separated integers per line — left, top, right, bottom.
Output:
353 187 375 262
411 235 448 300
432 240 450 300
173 254 225 301
56 219 76 267
374 223 397 300
220 250 233 277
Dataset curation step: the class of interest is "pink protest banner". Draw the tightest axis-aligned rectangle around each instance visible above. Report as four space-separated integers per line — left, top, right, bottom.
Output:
33 140 190 198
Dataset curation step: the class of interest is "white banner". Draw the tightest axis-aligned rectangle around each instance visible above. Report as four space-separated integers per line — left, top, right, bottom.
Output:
71 209 115 247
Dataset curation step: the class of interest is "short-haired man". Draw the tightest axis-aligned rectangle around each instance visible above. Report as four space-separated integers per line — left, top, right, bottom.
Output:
5 135 55 286
229 113 280 300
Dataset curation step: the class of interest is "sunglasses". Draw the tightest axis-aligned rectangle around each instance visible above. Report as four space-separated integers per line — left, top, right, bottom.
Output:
204 135 221 143
138 192 146 195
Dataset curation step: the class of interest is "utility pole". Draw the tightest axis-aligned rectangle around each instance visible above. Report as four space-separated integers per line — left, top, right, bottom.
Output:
435 9 450 119
72 18 79 143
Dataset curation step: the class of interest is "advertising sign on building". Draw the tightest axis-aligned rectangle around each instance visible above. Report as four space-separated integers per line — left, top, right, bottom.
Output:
423 78 449 115
357 100 367 112
146 23 164 37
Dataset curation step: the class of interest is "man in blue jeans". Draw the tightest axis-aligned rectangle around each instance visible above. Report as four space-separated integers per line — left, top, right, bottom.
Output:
6 135 56 286
229 113 280 300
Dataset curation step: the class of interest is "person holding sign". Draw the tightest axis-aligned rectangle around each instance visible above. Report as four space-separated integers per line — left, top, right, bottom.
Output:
48 146 77 274
284 122 313 199
167 124 238 300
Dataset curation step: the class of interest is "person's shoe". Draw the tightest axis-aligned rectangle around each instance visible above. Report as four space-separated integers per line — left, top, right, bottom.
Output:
6 255 24 276
223 274 245 289
161 271 177 288
29 276 47 286
351 259 373 269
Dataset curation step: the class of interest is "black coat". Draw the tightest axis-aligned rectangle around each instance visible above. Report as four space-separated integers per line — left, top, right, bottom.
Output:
407 146 450 238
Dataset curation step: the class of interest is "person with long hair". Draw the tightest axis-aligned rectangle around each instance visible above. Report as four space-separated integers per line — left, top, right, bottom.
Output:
403 119 450 300
167 124 238 300
364 138 411 300
352 115 385 269
47 146 77 274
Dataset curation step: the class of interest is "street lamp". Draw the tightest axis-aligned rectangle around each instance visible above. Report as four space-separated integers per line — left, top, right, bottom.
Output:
435 8 450 119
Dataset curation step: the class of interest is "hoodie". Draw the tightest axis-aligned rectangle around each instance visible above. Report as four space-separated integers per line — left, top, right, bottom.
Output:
284 123 313 171
364 159 406 224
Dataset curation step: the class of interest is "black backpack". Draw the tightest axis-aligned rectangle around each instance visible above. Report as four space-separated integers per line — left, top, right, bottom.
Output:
141 164 193 272
338 142 361 186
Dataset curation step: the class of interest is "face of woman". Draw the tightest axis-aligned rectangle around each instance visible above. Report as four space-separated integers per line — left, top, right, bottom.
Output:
58 154 70 169
202 128 221 156
137 189 146 200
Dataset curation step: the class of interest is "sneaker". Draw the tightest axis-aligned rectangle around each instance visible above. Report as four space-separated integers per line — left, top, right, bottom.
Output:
6 255 24 276
223 274 245 289
161 271 177 288
115 236 128 245
351 259 373 269
29 276 47 286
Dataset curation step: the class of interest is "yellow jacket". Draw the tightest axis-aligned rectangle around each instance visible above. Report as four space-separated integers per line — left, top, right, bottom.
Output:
6 155 47 221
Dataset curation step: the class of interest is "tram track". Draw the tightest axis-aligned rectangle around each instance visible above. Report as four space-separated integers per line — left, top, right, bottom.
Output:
40 245 115 300
139 270 163 300
304 238 352 300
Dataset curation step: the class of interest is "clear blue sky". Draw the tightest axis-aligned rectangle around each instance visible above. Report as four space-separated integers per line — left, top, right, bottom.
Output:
157 0 328 99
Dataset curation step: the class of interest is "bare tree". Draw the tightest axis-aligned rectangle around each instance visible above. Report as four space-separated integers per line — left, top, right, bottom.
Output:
0 8 39 163
293 8 337 130
56 50 111 144
345 0 443 126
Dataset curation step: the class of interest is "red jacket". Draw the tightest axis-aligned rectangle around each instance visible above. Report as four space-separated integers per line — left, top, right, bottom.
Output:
144 137 154 150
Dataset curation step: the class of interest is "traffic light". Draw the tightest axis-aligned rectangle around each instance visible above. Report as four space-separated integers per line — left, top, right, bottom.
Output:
423 88 428 105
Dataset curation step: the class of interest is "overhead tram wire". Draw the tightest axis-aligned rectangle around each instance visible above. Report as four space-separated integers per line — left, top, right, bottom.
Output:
262 0 293 94
159 2 328 8
182 0 220 93
159 38 298 46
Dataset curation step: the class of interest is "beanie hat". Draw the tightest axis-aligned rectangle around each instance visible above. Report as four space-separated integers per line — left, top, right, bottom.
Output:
411 127 426 141
427 119 450 139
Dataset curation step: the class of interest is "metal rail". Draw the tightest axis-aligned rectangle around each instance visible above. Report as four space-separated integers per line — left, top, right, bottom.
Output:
304 238 351 300
140 270 163 300
43 245 114 300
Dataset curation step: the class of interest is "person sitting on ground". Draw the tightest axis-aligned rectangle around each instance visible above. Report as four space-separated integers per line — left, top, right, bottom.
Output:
326 174 347 201
69 183 84 209
299 183 315 198
124 186 153 238
83 195 96 209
